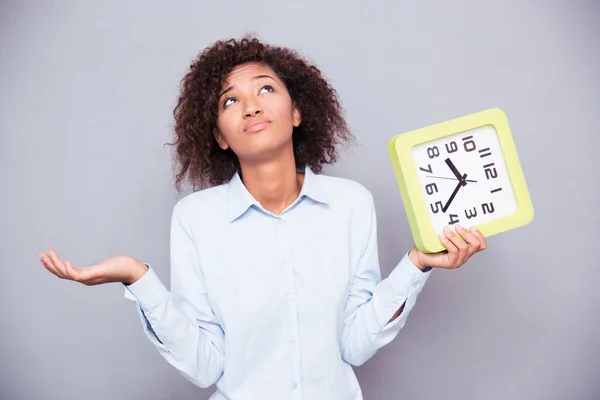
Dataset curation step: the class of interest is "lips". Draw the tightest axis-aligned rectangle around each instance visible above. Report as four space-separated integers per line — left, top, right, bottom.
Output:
244 119 271 133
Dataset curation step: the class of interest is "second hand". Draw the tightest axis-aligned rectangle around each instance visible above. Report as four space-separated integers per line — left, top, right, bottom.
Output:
427 175 477 183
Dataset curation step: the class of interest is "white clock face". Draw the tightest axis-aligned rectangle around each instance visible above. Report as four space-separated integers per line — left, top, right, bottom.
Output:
411 125 518 235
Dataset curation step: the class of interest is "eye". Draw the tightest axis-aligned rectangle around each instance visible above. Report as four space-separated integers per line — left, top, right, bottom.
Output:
223 96 237 108
259 85 274 94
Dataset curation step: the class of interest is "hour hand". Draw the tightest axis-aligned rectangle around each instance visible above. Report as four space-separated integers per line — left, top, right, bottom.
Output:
445 158 464 182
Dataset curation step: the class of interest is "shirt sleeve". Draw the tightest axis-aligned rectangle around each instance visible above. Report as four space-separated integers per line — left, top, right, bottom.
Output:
123 203 225 388
340 193 432 366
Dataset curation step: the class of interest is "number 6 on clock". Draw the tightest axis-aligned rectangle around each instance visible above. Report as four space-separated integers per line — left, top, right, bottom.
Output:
388 108 534 253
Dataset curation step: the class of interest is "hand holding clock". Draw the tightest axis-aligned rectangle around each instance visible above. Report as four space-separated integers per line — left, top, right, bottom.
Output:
409 224 488 270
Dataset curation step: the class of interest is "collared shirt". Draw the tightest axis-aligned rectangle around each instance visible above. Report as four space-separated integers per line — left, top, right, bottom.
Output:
124 166 432 400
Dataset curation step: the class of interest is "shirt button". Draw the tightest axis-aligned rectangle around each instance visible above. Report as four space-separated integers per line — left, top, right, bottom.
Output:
282 257 289 263
287 294 294 301
292 382 299 389
412 281 419 288
290 337 296 344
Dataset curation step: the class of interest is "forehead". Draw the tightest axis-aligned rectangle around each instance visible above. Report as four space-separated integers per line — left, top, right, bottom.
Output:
222 62 280 87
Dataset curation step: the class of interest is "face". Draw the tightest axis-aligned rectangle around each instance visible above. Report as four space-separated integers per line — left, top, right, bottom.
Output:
214 62 301 163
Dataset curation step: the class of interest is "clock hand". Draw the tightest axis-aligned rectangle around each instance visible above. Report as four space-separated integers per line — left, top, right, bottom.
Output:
441 173 468 213
427 175 477 183
445 158 464 181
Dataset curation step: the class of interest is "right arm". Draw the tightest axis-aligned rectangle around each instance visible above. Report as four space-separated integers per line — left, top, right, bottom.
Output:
40 204 225 388
123 205 225 387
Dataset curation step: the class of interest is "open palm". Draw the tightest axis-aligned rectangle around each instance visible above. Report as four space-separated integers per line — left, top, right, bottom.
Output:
39 249 144 286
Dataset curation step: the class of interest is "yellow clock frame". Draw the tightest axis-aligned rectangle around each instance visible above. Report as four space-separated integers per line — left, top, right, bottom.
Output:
388 108 534 253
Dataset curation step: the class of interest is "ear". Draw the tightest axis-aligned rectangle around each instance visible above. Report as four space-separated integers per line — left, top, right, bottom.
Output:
292 104 302 128
213 128 229 150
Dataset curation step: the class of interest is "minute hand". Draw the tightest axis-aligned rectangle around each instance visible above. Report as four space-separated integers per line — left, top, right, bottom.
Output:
442 173 467 213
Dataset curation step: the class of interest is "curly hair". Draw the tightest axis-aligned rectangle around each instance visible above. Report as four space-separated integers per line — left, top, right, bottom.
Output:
166 36 354 192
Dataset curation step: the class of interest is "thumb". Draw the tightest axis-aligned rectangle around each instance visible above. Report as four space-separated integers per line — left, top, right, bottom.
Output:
417 251 448 269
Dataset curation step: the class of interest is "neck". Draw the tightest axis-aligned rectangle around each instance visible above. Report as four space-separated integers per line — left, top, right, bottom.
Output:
238 150 304 215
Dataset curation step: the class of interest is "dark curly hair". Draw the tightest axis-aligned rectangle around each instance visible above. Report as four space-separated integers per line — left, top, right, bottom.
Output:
166 36 354 192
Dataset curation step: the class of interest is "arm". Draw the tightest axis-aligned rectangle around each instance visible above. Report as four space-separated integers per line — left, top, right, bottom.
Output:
124 204 225 388
339 193 432 367
386 248 432 324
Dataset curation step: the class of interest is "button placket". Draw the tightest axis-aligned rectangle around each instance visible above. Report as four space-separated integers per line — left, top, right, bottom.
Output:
275 216 302 398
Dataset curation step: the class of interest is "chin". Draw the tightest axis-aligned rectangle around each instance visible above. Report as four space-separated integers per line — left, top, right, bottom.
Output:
238 138 293 162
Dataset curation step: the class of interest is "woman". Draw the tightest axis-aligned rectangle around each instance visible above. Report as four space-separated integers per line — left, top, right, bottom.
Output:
39 37 487 399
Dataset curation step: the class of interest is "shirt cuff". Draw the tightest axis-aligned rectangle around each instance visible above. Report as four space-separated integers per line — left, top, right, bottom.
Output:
123 264 169 311
387 252 432 297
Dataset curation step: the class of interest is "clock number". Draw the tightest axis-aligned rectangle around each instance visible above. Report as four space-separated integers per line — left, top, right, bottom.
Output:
465 207 477 219
484 163 498 179
479 147 492 158
419 164 433 173
482 202 495 214
425 183 438 195
448 214 460 225
491 187 502 193
430 201 443 214
445 141 458 154
462 135 476 152
427 146 440 159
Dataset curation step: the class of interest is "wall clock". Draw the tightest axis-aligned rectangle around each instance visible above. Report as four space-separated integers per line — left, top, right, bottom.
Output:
388 108 534 253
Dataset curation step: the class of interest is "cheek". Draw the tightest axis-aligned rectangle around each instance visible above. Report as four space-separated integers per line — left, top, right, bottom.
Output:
216 113 237 137
271 99 295 123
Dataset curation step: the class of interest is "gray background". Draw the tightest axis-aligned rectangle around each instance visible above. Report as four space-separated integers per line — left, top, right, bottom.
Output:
1 1 598 399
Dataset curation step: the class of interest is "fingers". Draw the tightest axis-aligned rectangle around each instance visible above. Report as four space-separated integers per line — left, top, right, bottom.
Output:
418 225 488 271
40 250 66 278
443 225 482 266
446 225 488 265
470 227 488 250
455 225 482 252
40 249 80 281
48 249 69 277
440 227 462 266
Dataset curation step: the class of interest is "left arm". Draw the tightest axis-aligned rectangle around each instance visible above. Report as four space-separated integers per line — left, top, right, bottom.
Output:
339 195 432 367
340 194 487 366
385 224 487 325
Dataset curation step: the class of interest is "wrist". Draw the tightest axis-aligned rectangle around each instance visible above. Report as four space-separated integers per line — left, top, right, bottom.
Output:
408 246 428 271
126 258 148 285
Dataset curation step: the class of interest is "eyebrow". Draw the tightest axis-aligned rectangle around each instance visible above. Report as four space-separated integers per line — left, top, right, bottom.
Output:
218 75 277 98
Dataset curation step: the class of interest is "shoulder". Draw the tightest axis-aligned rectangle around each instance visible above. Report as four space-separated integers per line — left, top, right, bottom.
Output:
315 172 375 210
171 182 229 221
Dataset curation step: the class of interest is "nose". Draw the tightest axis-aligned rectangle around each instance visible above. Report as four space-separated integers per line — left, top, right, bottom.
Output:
243 99 263 118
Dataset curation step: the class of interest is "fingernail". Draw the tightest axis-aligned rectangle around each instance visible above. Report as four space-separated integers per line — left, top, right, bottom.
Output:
470 227 478 232
440 234 446 241
456 224 464 232
443 226 451 234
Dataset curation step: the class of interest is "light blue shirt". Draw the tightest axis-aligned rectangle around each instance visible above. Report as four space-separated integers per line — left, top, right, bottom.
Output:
124 166 432 399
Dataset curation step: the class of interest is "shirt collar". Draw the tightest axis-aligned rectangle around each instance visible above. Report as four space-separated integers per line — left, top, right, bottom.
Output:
227 165 329 222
